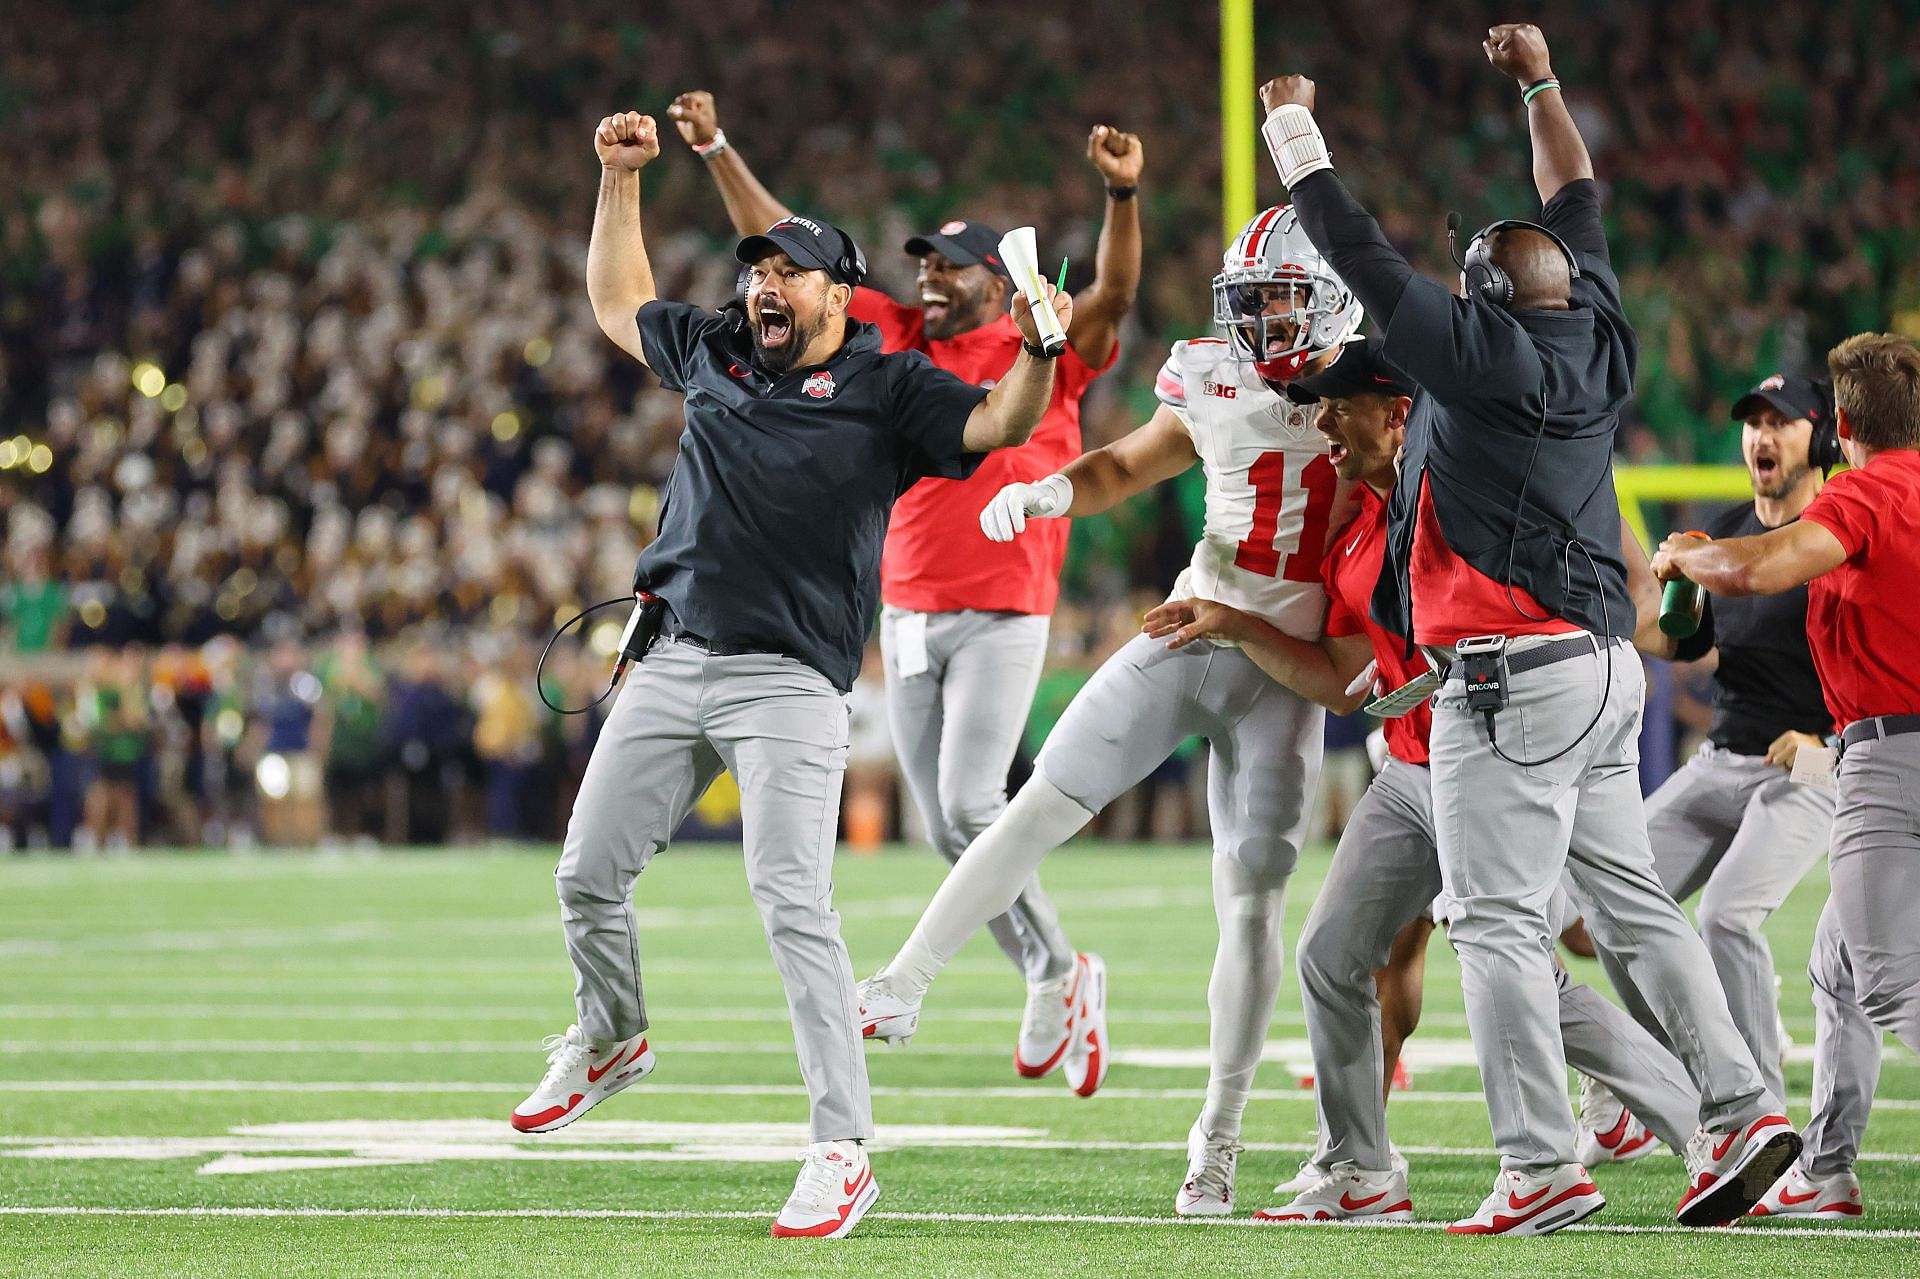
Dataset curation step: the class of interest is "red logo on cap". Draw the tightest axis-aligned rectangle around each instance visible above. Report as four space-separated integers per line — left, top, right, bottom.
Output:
803 371 836 399
940 220 968 235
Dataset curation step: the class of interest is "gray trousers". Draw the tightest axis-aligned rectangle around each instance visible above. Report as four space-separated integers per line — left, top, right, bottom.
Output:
1602 742 1833 1100
1800 732 1920 1172
1037 632 1321 880
1430 640 1775 1170
881 607 1074 983
1298 757 1700 1170
554 639 871 1142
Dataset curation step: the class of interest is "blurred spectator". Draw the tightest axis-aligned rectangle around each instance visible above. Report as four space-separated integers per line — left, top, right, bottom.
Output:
316 632 387 845
381 643 469 844
77 650 150 851
471 638 542 840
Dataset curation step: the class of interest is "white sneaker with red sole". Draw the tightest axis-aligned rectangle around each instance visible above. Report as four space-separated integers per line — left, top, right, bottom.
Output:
1174 1122 1240 1216
770 1140 879 1239
1749 1162 1862 1220
1254 1164 1414 1225
1015 962 1081 1078
1576 1074 1660 1165
855 976 920 1046
1061 953 1109 1097
1677 1113 1802 1226
1447 1165 1605 1236
509 1025 654 1133
1274 1145 1409 1197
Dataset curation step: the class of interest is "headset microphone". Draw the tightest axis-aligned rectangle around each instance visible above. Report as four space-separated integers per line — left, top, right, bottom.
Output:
1445 211 1466 269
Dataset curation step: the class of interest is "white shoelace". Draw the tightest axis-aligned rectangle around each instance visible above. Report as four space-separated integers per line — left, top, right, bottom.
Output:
1186 1140 1241 1199
537 1031 595 1090
1682 1126 1716 1178
1577 1073 1621 1129
789 1147 854 1212
1292 1163 1360 1203
1022 973 1072 1027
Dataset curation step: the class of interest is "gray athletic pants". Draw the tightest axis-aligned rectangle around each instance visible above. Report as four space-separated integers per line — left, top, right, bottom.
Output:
1298 757 1701 1170
553 638 871 1142
1800 730 1920 1172
1601 742 1833 1100
881 607 1075 983
1429 638 1777 1170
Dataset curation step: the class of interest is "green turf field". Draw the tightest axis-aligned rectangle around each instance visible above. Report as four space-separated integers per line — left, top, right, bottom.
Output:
1 843 1913 1277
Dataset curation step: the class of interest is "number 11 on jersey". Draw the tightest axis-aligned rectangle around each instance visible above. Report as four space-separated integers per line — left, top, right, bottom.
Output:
1234 451 1339 582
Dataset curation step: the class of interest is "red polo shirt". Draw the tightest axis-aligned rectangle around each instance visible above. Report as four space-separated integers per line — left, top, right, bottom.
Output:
855 288 1114 616
1797 447 1920 729
1323 486 1434 766
1409 478 1579 647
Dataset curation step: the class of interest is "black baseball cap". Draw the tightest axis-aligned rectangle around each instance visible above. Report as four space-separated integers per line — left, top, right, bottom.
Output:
1731 373 1830 425
903 219 1010 277
735 216 866 286
1285 337 1417 404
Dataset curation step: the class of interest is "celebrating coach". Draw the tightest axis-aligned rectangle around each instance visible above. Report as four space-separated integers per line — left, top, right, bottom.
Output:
509 110 1070 1241
1258 24 1795 1233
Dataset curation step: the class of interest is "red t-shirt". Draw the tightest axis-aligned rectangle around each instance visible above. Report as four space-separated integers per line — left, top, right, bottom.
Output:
1797 448 1920 729
1323 486 1433 766
856 288 1114 615
1409 477 1579 647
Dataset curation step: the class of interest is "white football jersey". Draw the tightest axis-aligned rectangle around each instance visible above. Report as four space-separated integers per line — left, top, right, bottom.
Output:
1154 338 1361 640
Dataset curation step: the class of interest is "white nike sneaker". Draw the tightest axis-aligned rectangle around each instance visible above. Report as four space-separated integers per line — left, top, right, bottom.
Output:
1175 1123 1240 1216
1677 1113 1801 1227
770 1140 879 1239
855 974 920 1046
1576 1074 1660 1165
1447 1165 1604 1236
1274 1145 1409 1196
1253 1164 1414 1225
1060 953 1109 1098
509 1024 654 1133
1015 964 1080 1078
1748 1162 1863 1220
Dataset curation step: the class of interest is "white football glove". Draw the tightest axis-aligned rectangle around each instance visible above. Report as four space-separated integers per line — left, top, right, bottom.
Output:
979 474 1073 543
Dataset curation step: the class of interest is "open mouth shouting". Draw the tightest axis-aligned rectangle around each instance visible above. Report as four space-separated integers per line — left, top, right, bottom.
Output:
921 290 951 329
757 300 794 348
1750 448 1780 484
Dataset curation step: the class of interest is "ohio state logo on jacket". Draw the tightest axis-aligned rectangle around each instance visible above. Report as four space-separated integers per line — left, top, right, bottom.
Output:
803 371 836 399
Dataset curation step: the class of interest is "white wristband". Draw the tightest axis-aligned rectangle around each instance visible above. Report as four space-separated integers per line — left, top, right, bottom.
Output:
691 129 729 160
1029 473 1074 517
1261 105 1333 186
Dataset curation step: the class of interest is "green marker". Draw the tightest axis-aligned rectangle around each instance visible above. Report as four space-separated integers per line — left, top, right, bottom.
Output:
1056 257 1069 291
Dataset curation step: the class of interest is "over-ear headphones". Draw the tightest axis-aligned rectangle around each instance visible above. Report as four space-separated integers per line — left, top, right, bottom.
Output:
1809 379 1842 472
1446 213 1581 308
829 223 869 289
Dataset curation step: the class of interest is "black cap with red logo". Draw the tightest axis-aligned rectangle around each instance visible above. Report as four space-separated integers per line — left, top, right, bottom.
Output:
1730 373 1831 425
1284 337 1417 404
903 219 1010 277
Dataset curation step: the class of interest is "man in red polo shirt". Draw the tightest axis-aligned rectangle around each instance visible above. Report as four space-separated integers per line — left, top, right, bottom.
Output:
669 90 1142 1076
1146 338 1699 1226
1654 331 1920 1221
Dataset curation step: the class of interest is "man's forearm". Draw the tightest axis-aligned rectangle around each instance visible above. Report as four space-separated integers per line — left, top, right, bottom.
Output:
1237 622 1363 713
699 145 793 237
1287 170 1414 328
1525 88 1593 205
1068 190 1142 361
587 168 655 327
967 351 1056 450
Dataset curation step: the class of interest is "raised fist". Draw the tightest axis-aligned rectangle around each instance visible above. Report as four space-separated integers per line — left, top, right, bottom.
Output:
1483 24 1553 85
668 91 720 148
1087 125 1144 186
595 112 661 171
1259 75 1316 114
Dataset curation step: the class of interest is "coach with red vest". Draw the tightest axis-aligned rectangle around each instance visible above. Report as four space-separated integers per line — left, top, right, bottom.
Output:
669 90 1141 1071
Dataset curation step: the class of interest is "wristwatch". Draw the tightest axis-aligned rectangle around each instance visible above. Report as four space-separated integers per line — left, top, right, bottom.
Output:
1023 340 1062 360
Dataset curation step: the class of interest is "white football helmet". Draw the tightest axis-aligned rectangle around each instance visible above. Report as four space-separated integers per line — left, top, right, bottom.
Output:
1212 205 1363 382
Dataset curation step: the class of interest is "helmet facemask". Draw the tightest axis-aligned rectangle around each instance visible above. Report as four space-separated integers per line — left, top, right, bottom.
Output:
1213 205 1364 384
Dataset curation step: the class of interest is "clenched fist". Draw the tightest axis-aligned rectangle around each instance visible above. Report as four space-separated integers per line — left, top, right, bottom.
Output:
1010 285 1074 350
595 112 661 171
1259 75 1316 114
980 475 1074 542
668 91 720 148
1087 125 1144 186
1483 24 1553 85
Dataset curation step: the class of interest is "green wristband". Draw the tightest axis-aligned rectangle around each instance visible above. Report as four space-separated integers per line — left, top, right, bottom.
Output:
1522 79 1561 105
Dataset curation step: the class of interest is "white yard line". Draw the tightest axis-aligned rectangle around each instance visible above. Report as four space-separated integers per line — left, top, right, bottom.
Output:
6 1078 1920 1113
0 1204 1914 1238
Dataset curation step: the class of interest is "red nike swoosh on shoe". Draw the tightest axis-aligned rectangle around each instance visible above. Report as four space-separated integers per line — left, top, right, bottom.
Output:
1596 1115 1631 1147
1339 1190 1388 1211
1507 1185 1554 1210
1776 1186 1821 1206
1711 1131 1738 1160
585 1051 625 1084
1455 1183 1597 1234
1015 1035 1072 1078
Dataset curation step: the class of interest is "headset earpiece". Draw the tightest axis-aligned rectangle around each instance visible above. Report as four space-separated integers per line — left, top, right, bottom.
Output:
830 224 868 288
1809 386 1843 471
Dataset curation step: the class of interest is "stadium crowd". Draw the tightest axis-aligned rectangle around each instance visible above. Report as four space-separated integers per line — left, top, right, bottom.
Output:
3 0 1917 846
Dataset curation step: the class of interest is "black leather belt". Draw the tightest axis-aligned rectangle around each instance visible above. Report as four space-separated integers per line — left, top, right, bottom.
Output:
667 628 788 660
1444 633 1600 681
1840 714 1920 749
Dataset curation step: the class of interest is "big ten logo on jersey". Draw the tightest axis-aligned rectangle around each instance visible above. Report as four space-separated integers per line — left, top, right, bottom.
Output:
1203 380 1238 399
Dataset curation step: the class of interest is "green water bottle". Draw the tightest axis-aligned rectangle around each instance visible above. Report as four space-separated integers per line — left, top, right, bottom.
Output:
1659 530 1710 639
